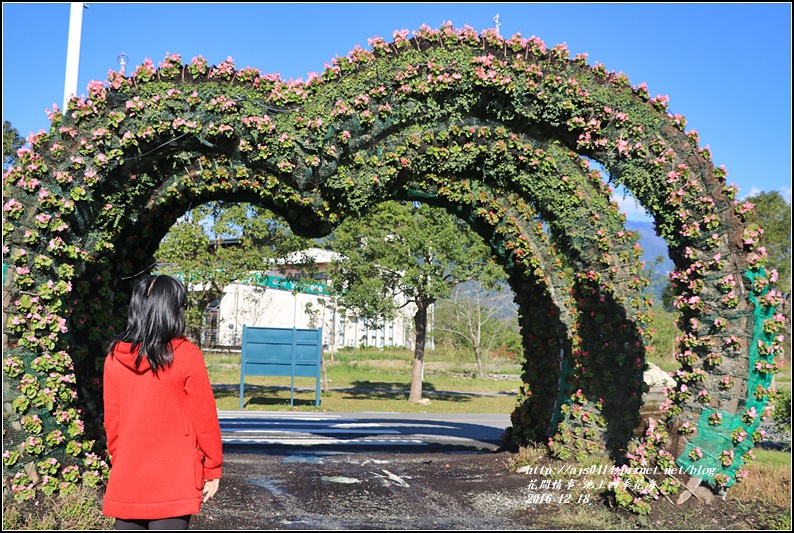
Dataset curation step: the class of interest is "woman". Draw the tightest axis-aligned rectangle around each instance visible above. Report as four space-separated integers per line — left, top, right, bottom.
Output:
102 275 222 530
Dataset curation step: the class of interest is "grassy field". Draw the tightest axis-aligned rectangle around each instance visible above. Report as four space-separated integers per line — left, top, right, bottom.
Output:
212 346 792 420
209 346 524 414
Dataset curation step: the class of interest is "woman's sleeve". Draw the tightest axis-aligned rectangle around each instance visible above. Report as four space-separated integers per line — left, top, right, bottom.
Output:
103 355 120 462
184 344 223 480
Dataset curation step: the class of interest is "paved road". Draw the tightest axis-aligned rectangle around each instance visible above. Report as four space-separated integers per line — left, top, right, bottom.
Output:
219 411 511 452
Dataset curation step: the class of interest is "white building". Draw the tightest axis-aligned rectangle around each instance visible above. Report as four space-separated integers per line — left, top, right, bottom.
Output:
206 248 427 351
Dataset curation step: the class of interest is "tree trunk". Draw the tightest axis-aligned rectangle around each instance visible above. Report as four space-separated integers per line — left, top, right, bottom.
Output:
408 299 429 402
186 317 204 350
474 345 485 379
474 313 485 378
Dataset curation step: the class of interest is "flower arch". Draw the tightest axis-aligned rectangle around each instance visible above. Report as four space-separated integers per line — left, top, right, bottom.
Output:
3 24 784 504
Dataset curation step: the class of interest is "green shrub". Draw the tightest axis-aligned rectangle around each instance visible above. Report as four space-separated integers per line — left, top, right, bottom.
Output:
773 389 791 438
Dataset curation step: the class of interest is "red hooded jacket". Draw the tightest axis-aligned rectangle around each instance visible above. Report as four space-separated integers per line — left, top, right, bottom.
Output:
102 336 222 520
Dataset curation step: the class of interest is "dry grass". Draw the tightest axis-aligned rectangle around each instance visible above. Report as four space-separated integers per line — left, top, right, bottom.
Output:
728 450 792 509
505 442 550 470
541 501 637 530
2 485 113 530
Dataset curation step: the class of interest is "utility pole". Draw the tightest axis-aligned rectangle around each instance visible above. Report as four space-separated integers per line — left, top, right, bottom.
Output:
63 3 86 111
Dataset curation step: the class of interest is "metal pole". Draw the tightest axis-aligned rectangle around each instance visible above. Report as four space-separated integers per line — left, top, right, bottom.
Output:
234 284 239 344
63 3 85 111
293 291 298 328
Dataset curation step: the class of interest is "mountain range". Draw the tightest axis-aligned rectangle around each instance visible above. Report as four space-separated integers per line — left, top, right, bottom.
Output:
626 220 674 299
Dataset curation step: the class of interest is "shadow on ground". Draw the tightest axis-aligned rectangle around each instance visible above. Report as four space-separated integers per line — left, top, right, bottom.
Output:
212 381 505 407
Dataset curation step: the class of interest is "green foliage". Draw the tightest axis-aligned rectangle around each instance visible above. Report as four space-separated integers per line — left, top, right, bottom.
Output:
500 328 524 360
329 200 503 325
759 511 791 531
154 201 313 345
745 191 792 294
328 200 505 398
773 389 791 441
3 120 24 169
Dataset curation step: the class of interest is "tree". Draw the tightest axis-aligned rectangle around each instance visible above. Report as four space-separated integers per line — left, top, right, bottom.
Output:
434 282 517 378
328 201 506 402
154 201 312 347
744 190 791 295
3 120 24 169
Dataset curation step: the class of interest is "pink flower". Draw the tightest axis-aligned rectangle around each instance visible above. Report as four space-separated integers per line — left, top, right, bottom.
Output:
4 198 22 212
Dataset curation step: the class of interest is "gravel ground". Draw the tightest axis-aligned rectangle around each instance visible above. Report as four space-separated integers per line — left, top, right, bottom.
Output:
189 442 790 531
191 450 538 530
188 370 790 531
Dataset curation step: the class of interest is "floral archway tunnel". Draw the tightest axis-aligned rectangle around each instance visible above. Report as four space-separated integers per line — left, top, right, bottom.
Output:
3 23 785 506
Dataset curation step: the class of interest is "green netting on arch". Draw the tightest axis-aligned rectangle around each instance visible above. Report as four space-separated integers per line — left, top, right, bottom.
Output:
674 268 779 489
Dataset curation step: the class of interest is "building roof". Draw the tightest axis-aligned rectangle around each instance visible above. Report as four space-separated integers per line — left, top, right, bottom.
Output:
272 247 343 267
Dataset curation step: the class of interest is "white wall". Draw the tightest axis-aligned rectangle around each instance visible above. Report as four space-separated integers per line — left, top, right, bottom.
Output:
215 281 427 351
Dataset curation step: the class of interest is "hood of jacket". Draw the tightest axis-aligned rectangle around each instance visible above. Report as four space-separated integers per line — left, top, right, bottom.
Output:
110 336 187 374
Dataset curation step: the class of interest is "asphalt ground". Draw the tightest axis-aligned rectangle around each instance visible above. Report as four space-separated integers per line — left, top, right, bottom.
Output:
217 411 511 452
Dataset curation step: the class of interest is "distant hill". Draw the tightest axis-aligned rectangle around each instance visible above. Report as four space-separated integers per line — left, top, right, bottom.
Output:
626 220 673 299
626 220 673 269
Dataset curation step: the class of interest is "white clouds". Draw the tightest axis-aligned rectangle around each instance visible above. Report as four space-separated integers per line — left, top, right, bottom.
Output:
739 185 792 203
614 196 653 222
611 185 653 222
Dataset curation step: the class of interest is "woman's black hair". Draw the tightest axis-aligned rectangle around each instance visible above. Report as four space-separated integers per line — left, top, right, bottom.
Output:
108 275 188 374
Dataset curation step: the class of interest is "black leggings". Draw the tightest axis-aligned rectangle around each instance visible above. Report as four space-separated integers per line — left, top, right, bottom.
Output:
115 515 191 530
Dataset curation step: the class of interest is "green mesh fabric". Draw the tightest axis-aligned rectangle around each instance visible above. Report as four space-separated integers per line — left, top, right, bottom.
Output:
674 268 777 488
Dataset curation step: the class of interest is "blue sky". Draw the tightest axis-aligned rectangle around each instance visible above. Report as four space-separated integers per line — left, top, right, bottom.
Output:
3 2 791 219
